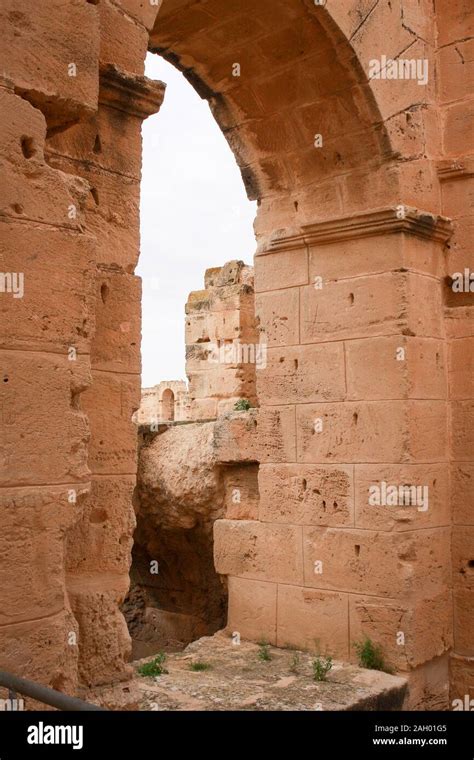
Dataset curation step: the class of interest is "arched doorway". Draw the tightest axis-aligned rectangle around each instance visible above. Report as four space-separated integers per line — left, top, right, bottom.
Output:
161 388 175 421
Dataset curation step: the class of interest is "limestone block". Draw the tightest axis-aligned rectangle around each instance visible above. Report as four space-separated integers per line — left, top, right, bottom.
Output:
438 38 474 104
254 248 308 292
0 485 87 625
453 587 474 656
223 463 259 520
47 103 144 180
81 370 140 475
444 100 474 157
0 610 79 693
276 585 349 658
296 401 447 464
346 336 447 400
451 464 474 525
115 0 159 30
214 519 304 585
349 591 453 672
46 155 140 272
99 0 148 76
67 576 132 687
405 655 450 711
452 527 474 591
213 408 296 464
0 225 96 353
257 343 346 405
66 475 136 576
449 339 474 399
226 577 277 644
450 654 474 704
0 0 99 126
451 402 474 461
300 272 443 343
0 351 91 486
259 463 353 527
0 90 89 230
302 527 450 599
354 463 450 531
255 288 299 347
91 270 141 374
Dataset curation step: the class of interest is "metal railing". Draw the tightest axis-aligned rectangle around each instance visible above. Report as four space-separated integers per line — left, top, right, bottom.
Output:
0 670 107 711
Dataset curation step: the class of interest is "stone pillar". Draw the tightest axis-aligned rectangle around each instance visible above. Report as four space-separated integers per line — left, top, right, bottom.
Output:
438 160 474 701
46 66 165 686
215 206 453 709
0 0 100 692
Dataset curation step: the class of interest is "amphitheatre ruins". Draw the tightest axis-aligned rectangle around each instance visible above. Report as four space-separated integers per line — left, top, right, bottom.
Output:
0 0 473 717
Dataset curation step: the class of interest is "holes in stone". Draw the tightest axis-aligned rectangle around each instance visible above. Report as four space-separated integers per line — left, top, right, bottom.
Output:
90 509 108 524
20 136 36 159
353 412 358 425
355 545 361 557
11 203 23 214
93 133 102 154
302 478 307 491
294 201 298 211
279 356 284 363
294 359 298 370
468 560 474 569
349 292 355 305
101 282 110 304
3 375 9 383
322 500 326 510
90 187 99 205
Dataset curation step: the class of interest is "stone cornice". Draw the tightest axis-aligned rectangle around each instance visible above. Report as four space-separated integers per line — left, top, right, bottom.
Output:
99 64 165 119
437 157 474 180
261 206 452 253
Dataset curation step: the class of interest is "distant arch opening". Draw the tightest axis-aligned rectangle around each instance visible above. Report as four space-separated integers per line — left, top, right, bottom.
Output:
161 388 175 421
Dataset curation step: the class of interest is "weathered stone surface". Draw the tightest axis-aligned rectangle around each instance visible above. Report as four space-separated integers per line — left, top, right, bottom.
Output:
259 463 354 526
1 0 472 708
129 632 407 712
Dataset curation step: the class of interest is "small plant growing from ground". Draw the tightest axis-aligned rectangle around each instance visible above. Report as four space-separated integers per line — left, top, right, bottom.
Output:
234 399 251 411
257 640 272 662
312 655 333 682
189 661 212 672
137 652 168 677
289 652 300 674
354 637 392 674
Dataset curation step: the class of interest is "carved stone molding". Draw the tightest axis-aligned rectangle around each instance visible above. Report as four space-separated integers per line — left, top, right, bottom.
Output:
99 64 165 119
259 206 453 254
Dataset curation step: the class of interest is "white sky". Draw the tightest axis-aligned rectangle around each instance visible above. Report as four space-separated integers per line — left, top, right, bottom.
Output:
138 54 257 387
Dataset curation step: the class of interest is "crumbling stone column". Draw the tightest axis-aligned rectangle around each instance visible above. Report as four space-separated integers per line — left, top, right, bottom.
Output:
45 65 165 686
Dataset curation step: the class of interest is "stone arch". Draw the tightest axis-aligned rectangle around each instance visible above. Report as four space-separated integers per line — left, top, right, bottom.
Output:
2 0 471 709
161 388 175 421
148 0 400 243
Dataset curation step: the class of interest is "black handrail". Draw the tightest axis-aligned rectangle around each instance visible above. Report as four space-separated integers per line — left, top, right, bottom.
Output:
0 671 107 711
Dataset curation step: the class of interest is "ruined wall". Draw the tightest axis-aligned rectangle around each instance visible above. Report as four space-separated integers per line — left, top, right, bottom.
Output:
0 0 472 709
186 260 259 419
134 380 191 425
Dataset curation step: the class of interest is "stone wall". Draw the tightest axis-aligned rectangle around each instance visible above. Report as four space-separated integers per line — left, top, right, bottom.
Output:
134 380 191 425
0 0 472 708
186 260 259 419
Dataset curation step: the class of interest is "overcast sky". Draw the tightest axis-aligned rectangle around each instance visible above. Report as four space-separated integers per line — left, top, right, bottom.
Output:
138 54 257 388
